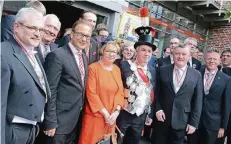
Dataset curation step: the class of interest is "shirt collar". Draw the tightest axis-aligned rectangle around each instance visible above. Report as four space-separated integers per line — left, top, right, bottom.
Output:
174 64 187 72
14 35 37 55
68 42 82 55
205 68 217 75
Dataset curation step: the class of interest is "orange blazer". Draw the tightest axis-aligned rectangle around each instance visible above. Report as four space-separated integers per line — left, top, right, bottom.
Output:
84 62 124 117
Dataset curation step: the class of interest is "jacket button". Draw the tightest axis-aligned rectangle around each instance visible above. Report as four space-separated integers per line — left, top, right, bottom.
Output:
34 116 38 119
24 91 29 94
29 104 33 107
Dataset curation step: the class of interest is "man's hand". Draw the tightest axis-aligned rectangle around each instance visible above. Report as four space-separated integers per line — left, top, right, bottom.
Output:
145 117 153 126
44 128 56 137
217 128 225 138
156 110 165 122
107 111 120 126
186 124 196 134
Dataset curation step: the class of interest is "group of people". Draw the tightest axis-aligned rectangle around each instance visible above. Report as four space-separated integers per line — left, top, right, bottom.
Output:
1 1 231 144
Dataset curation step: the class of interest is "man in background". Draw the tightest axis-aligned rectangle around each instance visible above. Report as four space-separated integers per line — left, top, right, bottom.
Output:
35 14 61 65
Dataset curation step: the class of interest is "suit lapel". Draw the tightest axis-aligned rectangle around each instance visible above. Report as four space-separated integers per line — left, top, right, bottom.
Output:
168 64 175 93
82 51 88 87
64 45 84 88
11 39 44 91
209 71 221 92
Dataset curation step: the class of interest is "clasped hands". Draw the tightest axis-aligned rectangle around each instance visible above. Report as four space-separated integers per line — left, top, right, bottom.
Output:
156 110 196 134
101 108 119 126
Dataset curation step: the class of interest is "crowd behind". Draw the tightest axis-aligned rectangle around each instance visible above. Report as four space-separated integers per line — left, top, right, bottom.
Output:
1 1 231 144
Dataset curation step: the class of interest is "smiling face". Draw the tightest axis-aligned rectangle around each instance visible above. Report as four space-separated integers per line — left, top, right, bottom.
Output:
101 42 119 64
173 45 191 68
70 23 92 50
41 16 60 44
14 12 44 47
205 51 220 71
136 45 152 65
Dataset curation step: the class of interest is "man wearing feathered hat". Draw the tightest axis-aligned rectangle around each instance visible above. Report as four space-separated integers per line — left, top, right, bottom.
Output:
116 7 156 144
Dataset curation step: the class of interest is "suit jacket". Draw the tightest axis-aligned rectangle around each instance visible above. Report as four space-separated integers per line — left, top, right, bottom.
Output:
1 15 15 42
1 38 50 144
157 56 171 67
154 64 203 129
43 44 88 134
222 67 231 76
35 42 59 65
120 61 156 118
87 38 100 65
191 57 202 71
200 68 231 130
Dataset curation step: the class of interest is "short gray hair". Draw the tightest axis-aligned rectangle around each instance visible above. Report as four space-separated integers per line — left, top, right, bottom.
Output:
175 42 191 51
44 14 61 30
184 37 197 45
15 8 43 24
25 0 46 16
206 48 220 54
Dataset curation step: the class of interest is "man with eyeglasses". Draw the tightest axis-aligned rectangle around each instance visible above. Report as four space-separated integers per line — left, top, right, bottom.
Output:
157 37 180 67
35 14 61 65
41 20 92 144
184 37 202 71
59 10 99 65
1 8 50 144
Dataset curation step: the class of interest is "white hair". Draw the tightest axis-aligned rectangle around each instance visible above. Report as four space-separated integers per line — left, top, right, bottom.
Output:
184 37 197 45
44 14 61 30
15 8 43 23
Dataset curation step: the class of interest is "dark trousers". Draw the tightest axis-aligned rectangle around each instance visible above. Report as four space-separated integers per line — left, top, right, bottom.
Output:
5 122 37 144
117 110 147 144
43 126 77 144
151 121 185 144
198 125 219 144
187 130 199 144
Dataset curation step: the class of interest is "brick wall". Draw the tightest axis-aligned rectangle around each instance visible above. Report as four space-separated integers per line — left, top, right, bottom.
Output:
207 25 231 52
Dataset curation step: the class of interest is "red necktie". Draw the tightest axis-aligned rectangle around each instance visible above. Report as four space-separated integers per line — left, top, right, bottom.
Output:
78 51 84 85
137 68 154 102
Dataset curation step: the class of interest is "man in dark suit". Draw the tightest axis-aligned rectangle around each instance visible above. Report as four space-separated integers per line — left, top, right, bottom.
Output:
41 20 92 144
35 14 61 65
58 10 99 65
215 49 231 144
1 8 50 144
158 37 180 67
152 43 203 144
196 49 231 144
184 37 202 71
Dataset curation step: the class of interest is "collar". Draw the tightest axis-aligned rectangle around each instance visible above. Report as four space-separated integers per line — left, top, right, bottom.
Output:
14 35 37 55
68 42 82 55
205 68 217 75
135 60 148 71
174 64 187 72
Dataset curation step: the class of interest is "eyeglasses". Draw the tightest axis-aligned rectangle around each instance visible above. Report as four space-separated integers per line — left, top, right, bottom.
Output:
18 22 43 33
104 50 117 54
72 31 91 40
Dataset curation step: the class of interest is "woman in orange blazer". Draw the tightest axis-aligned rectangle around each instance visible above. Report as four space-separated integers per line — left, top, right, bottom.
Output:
78 41 124 144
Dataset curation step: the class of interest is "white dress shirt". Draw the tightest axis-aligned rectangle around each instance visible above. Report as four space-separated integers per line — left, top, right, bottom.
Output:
173 65 188 93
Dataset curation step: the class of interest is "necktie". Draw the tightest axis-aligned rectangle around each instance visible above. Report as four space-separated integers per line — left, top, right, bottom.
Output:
78 51 84 85
204 72 213 94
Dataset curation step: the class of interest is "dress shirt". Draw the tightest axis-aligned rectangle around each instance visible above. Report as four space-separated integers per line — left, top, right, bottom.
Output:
40 41 51 58
68 42 85 77
170 55 174 64
204 68 217 94
173 65 187 93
